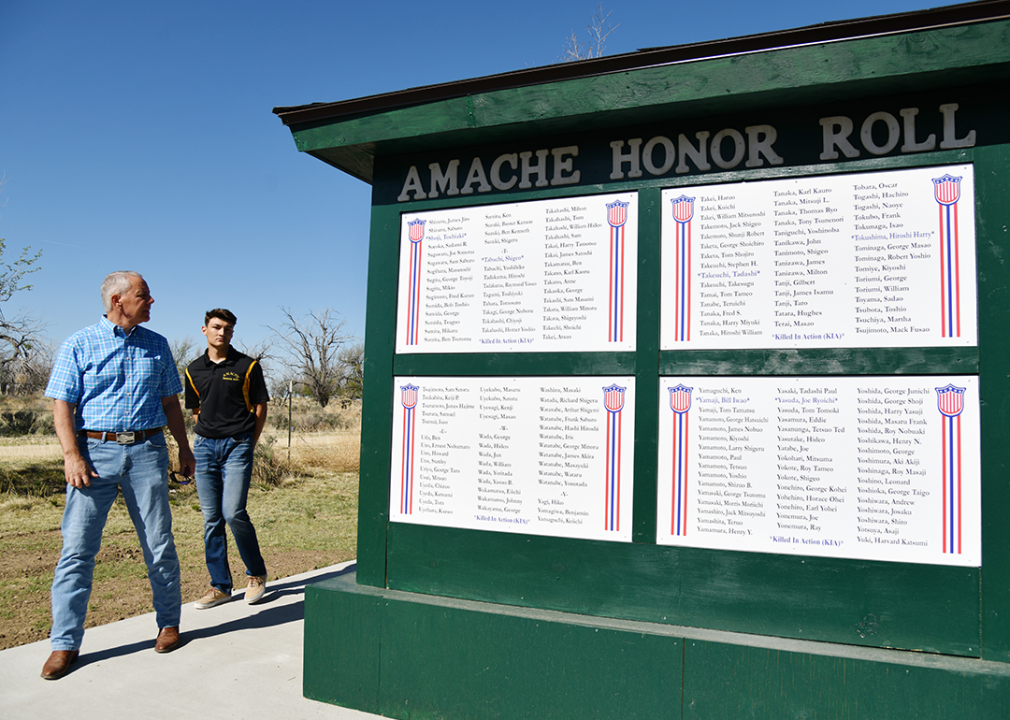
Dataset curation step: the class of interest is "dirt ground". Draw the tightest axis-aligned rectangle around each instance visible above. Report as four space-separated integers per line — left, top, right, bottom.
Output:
0 434 359 651
0 535 346 650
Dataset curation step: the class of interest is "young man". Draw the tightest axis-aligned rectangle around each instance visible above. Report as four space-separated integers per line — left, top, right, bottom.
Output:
185 309 270 609
42 271 194 680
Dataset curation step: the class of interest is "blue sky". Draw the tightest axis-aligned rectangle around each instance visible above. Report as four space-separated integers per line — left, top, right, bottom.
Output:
1 0 943 356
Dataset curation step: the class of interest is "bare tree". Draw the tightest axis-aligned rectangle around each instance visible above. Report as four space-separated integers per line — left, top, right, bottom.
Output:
0 340 52 396
1 175 45 390
236 337 276 363
268 369 300 403
269 307 352 408
338 341 364 402
235 337 278 390
0 305 44 391
169 336 200 387
560 4 620 62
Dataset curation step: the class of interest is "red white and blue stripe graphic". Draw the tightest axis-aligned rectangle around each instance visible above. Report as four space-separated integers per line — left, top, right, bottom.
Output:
668 384 693 536
602 384 626 531
936 383 966 555
670 196 695 342
405 219 426 345
399 384 419 515
607 200 629 343
933 175 962 338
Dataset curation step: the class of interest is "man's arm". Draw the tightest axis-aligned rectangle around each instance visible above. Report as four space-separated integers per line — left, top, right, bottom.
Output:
162 395 195 477
253 403 268 446
53 400 98 489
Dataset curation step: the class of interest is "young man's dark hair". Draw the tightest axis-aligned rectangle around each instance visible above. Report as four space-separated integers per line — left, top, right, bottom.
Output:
205 308 237 326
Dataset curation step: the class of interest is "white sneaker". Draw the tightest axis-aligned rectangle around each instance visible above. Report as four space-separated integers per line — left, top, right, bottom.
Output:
246 575 267 604
195 587 231 609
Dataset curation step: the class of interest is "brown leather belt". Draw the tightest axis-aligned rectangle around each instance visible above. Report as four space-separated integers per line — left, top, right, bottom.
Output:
79 428 163 445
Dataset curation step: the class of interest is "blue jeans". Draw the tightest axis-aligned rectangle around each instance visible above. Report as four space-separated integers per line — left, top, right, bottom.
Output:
194 433 265 593
50 433 181 651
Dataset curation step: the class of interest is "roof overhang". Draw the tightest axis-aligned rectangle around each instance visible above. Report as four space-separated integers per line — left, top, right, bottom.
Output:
273 1 1010 184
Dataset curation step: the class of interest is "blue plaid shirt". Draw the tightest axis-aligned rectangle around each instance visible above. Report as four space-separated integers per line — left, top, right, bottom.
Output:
45 317 183 432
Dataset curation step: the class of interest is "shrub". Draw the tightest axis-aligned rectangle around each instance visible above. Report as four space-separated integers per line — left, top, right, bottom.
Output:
268 397 361 433
0 394 55 436
0 409 54 436
252 436 290 488
0 461 67 496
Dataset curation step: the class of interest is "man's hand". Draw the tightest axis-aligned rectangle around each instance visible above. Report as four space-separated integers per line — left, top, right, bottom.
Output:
53 400 98 489
64 452 99 489
253 403 268 447
162 395 195 479
177 447 196 478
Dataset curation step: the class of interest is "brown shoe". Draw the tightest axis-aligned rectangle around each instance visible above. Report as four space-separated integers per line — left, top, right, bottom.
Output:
194 587 231 609
41 650 79 680
245 575 267 605
154 626 180 654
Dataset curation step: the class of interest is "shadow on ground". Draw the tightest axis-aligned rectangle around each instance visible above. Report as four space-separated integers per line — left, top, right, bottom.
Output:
73 562 356 669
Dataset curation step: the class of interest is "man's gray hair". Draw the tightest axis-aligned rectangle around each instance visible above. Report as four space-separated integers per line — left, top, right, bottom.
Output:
101 271 143 313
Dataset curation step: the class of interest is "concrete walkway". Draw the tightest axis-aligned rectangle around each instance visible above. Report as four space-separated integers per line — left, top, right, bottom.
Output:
0 561 381 720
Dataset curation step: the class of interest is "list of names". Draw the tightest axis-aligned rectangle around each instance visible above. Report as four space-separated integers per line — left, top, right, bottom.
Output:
396 193 638 353
390 376 635 542
657 376 980 566
660 164 977 349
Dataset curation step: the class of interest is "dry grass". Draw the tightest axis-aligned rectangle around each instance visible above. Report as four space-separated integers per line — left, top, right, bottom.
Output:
269 396 362 434
288 435 360 472
0 394 54 437
0 396 362 650
0 435 60 447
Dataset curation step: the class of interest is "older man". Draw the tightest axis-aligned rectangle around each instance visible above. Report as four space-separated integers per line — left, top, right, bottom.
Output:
40 271 195 680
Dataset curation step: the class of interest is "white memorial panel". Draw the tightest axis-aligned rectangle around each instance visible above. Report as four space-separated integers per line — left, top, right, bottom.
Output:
396 193 638 353
660 164 977 349
390 376 635 542
657 376 980 566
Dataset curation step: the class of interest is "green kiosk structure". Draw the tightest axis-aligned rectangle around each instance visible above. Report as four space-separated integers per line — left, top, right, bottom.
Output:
275 2 1010 717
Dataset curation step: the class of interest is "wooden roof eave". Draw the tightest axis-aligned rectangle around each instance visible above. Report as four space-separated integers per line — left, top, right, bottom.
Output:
274 1 1010 184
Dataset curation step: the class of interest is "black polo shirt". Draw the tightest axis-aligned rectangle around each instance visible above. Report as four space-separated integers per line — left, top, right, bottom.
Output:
185 348 269 439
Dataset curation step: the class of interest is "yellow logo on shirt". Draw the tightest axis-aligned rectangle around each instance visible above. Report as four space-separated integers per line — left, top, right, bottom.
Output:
223 372 241 381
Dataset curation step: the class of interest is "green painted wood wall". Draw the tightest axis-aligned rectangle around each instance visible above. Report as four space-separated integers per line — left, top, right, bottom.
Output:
305 570 1010 719
290 15 1010 666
